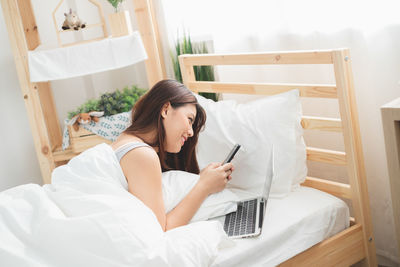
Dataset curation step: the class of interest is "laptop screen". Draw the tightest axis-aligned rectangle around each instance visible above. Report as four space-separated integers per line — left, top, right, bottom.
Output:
262 146 274 200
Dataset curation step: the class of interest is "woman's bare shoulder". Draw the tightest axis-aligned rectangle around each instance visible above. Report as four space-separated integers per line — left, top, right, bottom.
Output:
120 144 161 174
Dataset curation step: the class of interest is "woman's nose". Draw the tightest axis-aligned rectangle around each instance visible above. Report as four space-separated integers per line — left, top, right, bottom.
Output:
188 126 194 137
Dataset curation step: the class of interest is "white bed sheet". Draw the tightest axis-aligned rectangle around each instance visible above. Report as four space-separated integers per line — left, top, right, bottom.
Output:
212 186 350 267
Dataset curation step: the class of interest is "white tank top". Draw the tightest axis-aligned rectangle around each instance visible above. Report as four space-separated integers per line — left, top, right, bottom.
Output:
114 142 150 162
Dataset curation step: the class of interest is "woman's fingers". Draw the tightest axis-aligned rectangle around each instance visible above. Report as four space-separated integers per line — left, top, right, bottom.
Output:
210 162 221 168
221 162 233 172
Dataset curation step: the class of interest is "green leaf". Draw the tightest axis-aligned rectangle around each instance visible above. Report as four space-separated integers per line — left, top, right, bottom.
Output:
169 29 218 101
67 84 147 119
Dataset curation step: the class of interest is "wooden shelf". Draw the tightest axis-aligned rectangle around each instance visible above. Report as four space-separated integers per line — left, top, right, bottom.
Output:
58 22 104 33
2 0 165 183
52 0 108 47
53 146 78 162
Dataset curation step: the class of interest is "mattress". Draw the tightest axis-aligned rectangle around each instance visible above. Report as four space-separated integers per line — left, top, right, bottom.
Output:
211 186 350 267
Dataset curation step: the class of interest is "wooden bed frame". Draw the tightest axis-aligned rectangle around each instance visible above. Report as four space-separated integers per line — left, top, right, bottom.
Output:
179 49 377 266
2 0 377 265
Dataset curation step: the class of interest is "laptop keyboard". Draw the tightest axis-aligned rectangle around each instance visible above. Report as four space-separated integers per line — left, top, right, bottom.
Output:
224 199 257 237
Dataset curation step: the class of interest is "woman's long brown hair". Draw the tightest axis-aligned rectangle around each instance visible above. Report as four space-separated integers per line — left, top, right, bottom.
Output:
123 79 206 174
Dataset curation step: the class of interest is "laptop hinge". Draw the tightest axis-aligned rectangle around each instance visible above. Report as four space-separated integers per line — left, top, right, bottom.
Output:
259 201 264 228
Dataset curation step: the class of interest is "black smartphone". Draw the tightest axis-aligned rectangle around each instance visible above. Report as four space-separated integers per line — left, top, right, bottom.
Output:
222 144 241 165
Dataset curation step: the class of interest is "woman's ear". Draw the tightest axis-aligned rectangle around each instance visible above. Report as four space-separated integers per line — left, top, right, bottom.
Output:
160 102 171 119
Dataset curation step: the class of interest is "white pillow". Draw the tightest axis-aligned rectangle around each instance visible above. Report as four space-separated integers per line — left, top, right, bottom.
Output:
195 90 307 198
161 170 238 222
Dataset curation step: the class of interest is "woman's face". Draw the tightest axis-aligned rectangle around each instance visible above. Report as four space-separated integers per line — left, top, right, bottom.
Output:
161 103 197 153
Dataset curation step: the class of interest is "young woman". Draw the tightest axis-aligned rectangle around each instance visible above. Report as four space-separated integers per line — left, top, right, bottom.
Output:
111 79 234 232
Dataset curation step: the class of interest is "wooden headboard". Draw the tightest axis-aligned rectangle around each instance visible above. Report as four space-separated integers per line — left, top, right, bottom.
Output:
179 49 377 266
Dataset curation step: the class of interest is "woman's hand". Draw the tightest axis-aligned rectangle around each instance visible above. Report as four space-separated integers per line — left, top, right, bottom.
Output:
199 162 235 195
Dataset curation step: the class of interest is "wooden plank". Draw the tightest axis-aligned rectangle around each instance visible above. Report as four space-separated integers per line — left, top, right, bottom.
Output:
381 98 400 259
333 49 377 266
70 135 111 154
89 0 108 37
278 224 365 267
306 147 346 165
2 0 55 184
108 11 132 37
67 126 110 153
58 22 104 33
52 0 63 46
37 82 63 151
301 176 352 199
132 0 163 87
52 136 111 162
179 57 196 88
179 49 333 66
53 146 77 162
18 0 62 156
148 0 166 78
187 81 338 98
301 116 342 132
16 0 39 50
68 125 96 138
62 36 106 48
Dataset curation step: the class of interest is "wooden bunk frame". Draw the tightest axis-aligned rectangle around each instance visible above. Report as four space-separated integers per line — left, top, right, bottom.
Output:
179 49 377 266
1 0 165 184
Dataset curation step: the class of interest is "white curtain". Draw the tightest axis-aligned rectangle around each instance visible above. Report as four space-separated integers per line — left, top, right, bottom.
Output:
159 0 400 263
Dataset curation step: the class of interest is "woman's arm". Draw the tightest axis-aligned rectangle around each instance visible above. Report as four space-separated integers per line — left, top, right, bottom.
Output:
120 147 233 231
120 147 167 230
166 162 234 229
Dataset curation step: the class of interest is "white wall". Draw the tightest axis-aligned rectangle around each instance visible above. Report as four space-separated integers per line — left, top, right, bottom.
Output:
0 2 42 190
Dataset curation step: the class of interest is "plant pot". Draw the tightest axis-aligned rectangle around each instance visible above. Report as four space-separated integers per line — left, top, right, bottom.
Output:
108 10 133 37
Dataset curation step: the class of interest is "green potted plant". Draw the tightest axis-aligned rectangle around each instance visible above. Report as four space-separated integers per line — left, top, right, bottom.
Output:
106 0 133 37
171 32 219 101
67 85 147 119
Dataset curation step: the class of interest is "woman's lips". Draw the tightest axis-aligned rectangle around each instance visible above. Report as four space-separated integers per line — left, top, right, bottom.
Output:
181 136 186 146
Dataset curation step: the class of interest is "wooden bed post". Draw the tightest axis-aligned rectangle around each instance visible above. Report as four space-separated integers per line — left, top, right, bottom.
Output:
132 0 164 87
333 49 377 266
1 0 61 184
178 56 196 89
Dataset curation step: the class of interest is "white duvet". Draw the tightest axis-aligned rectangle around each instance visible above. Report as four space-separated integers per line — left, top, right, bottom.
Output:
0 144 233 267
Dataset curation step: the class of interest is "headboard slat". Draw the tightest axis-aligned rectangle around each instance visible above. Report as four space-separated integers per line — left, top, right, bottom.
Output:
301 116 342 132
180 50 333 65
188 81 337 98
302 176 352 199
306 147 346 165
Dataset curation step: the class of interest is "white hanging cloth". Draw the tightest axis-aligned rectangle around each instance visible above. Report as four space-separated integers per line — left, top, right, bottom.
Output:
28 31 147 82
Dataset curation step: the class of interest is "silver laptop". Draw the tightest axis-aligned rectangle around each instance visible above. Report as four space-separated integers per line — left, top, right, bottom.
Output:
211 148 274 239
